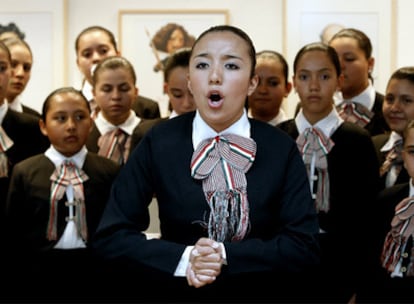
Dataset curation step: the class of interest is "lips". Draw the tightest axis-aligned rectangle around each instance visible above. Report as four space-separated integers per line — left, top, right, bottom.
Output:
64 135 78 142
208 91 224 108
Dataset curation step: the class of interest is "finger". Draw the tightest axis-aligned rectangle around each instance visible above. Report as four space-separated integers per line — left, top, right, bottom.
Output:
187 266 203 288
195 274 216 284
194 268 220 277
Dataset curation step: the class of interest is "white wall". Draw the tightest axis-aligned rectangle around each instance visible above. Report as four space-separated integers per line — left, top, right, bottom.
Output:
1 0 413 117
1 0 65 113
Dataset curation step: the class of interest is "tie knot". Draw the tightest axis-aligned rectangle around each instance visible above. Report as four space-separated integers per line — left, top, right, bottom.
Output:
394 139 403 149
63 160 76 169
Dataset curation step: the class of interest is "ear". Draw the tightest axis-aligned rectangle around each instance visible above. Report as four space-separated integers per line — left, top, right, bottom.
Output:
292 74 297 93
285 81 293 97
39 119 48 137
337 73 345 92
368 57 375 74
163 82 168 95
247 74 259 96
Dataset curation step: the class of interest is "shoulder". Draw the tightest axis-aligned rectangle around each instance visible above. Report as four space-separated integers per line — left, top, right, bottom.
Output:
275 119 297 136
336 121 371 138
6 108 39 125
377 182 409 203
84 153 121 173
372 132 389 143
13 154 49 172
150 111 194 135
137 117 167 132
136 95 159 106
22 105 41 118
250 118 298 150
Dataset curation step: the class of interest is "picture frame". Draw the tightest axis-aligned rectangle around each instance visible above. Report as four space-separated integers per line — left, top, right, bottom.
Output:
282 0 394 118
118 9 229 116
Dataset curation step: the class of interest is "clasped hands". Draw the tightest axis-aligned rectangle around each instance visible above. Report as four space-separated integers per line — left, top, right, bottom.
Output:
186 237 225 288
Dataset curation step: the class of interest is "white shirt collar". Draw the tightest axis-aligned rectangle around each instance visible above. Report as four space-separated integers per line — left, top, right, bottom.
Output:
169 110 178 119
381 131 403 152
8 94 23 112
0 100 8 124
192 109 251 149
334 81 376 111
94 110 140 135
44 145 88 168
81 81 93 101
295 108 343 138
410 178 414 197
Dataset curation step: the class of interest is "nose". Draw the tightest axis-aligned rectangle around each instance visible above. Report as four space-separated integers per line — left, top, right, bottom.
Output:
66 116 76 130
111 88 122 99
309 76 320 91
390 99 403 111
14 65 24 77
256 81 267 94
92 51 103 63
209 64 222 85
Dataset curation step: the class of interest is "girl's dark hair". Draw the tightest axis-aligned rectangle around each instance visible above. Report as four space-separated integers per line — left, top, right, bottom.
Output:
388 66 414 84
330 28 373 82
256 50 289 85
92 56 136 86
152 23 195 53
163 47 191 82
42 87 90 121
293 42 341 77
0 22 25 40
191 25 256 78
75 26 117 52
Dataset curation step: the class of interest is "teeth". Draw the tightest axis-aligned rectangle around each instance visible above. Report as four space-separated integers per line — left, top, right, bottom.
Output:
210 94 220 101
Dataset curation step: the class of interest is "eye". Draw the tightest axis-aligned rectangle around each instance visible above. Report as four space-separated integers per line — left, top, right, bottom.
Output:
384 94 395 104
298 74 308 81
119 84 132 92
75 113 87 121
401 96 414 105
320 73 331 81
53 114 66 122
268 79 280 87
81 50 92 58
224 63 239 70
195 62 209 69
23 63 32 72
100 85 113 93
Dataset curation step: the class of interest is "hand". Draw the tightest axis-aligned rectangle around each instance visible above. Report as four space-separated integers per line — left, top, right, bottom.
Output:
186 238 224 288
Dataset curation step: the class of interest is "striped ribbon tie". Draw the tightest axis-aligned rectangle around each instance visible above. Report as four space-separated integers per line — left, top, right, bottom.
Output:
191 134 256 242
381 197 414 276
0 126 14 178
98 128 131 165
380 139 403 177
48 160 89 241
297 127 334 212
337 101 374 128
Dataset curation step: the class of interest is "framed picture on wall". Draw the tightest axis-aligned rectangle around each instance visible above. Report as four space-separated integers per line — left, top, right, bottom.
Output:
282 0 395 118
118 9 229 116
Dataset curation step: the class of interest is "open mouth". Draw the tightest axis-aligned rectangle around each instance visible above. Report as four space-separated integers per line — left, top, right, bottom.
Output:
210 93 221 102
